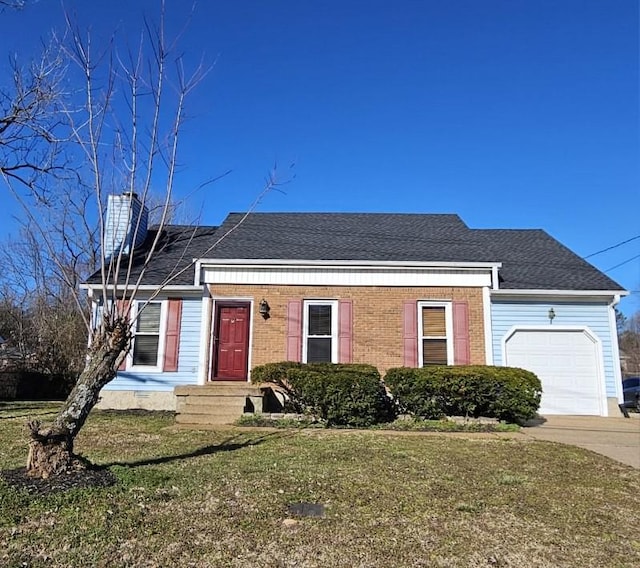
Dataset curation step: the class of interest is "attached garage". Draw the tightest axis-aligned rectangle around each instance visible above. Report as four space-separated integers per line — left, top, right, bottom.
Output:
504 327 605 416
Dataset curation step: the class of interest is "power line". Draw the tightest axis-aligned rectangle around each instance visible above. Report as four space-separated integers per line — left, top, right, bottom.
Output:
605 253 640 273
584 234 640 259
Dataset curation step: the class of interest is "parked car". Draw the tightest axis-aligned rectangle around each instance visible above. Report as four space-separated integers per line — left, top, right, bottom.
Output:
622 377 640 411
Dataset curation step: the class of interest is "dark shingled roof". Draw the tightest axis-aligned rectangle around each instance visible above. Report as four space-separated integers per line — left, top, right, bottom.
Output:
86 213 624 291
86 225 219 286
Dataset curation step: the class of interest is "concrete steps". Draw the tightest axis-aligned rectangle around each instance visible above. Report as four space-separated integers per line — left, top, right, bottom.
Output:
174 382 263 426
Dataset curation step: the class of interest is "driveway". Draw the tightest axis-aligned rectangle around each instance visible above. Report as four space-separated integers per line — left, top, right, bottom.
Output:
523 415 640 468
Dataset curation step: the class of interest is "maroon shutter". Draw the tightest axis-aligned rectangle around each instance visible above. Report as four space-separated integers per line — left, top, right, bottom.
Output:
163 299 183 372
338 300 353 363
403 301 418 367
286 300 302 362
116 299 130 371
453 300 471 365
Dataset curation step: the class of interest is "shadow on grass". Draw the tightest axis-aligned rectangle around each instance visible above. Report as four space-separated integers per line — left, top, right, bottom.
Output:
0 402 62 420
523 416 547 427
101 430 292 469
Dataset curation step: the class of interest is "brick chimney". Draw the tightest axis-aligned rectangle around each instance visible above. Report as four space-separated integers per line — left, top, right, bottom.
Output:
103 192 149 260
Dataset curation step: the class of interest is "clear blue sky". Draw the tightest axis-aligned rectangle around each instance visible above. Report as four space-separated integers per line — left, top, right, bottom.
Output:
2 0 639 313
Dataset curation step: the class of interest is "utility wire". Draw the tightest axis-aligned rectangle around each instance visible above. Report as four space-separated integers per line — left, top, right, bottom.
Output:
584 234 640 258
605 253 640 273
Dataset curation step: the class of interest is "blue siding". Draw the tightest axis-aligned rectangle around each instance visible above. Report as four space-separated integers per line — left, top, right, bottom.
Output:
104 297 202 392
491 299 617 398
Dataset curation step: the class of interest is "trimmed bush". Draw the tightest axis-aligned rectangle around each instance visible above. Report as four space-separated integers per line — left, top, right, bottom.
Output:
250 361 305 411
384 366 541 424
251 362 395 427
250 361 305 385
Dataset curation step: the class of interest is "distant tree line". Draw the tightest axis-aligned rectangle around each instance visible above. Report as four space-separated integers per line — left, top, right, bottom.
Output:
619 310 640 377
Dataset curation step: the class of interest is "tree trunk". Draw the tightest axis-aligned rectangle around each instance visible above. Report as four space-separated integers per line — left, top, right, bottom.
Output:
26 319 130 478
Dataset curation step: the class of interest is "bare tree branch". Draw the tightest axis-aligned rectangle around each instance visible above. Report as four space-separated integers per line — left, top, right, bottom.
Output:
1 2 290 479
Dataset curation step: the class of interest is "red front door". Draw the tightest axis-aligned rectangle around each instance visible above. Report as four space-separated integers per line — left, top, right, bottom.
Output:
211 303 250 381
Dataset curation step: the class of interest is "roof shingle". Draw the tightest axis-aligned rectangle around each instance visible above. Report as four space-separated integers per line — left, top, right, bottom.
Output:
86 213 624 292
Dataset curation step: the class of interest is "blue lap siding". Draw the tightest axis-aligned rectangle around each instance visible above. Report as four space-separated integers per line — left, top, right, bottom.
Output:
103 296 202 392
491 299 618 398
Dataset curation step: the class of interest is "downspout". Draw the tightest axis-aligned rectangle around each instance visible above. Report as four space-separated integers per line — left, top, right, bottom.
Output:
491 265 499 291
483 286 494 365
483 265 500 365
197 287 213 385
608 294 624 410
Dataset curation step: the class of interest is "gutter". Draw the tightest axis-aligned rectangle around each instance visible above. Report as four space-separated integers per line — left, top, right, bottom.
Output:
80 284 202 292
196 258 503 269
491 289 629 297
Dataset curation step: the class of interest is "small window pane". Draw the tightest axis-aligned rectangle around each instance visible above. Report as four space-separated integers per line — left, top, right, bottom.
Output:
137 303 161 333
423 339 447 365
133 335 159 366
308 305 332 336
307 337 332 363
422 307 446 336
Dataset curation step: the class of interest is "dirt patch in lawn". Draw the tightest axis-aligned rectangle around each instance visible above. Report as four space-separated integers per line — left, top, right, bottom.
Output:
1 466 117 496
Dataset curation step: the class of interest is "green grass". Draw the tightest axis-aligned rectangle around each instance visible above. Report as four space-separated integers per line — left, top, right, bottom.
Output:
1 403 639 567
237 413 521 432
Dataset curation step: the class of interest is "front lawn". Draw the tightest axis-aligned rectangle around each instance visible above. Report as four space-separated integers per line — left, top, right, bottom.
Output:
1 404 639 567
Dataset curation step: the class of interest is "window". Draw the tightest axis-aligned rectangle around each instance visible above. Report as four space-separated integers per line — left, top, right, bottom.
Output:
131 301 164 369
303 300 338 363
418 302 453 366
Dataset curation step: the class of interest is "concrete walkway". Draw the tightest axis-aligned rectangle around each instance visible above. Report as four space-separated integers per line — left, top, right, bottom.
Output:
522 415 640 468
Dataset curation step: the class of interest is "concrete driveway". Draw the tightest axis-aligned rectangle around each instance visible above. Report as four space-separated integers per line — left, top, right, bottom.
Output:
523 415 640 468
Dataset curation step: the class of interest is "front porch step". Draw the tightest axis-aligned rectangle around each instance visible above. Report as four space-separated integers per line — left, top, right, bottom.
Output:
175 382 262 397
176 402 248 415
176 412 249 425
177 396 249 409
174 382 263 426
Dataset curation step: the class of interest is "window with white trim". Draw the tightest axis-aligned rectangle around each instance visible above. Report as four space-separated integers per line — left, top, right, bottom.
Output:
130 301 165 369
303 300 338 363
418 301 453 366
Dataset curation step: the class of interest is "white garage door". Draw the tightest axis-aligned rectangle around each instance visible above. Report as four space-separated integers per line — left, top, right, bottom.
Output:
505 329 602 415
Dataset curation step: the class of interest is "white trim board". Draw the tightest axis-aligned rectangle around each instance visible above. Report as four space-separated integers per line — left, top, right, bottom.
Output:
491 289 627 298
482 286 493 365
197 258 502 269
81 284 202 293
200 266 492 288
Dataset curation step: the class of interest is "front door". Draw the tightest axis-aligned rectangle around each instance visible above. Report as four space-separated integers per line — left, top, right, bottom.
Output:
211 302 250 381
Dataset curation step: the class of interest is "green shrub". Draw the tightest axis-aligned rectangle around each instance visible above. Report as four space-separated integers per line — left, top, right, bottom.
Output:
384 366 541 424
250 361 305 385
251 362 395 427
250 361 305 410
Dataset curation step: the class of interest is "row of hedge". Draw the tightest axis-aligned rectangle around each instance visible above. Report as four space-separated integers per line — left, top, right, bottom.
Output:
251 362 542 426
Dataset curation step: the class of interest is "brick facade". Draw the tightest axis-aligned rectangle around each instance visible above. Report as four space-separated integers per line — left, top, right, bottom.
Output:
208 284 486 375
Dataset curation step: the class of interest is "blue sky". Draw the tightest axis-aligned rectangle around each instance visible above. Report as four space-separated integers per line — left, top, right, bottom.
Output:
2 0 639 313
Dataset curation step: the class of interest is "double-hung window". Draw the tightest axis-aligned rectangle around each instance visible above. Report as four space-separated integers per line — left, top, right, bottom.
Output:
130 301 164 369
303 300 338 363
418 301 453 366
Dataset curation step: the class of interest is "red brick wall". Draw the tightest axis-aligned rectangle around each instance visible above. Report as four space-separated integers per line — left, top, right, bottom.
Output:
208 284 486 374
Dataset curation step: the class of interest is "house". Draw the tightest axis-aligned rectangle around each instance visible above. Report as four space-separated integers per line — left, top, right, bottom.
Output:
83 193 627 419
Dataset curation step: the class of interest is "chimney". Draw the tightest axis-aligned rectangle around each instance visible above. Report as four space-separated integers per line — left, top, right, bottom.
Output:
103 192 149 260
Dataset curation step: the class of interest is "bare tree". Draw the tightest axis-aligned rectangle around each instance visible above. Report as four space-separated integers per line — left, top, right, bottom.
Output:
0 1 26 10
0 229 88 384
2 5 283 478
0 39 67 193
620 311 640 376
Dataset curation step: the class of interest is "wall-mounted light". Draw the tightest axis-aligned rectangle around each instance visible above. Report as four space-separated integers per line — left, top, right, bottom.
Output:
259 299 271 320
548 307 556 324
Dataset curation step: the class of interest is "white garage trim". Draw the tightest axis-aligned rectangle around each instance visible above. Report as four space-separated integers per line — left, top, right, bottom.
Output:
501 325 607 416
607 301 625 405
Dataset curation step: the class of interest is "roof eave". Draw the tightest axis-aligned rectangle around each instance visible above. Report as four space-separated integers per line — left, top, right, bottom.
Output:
80 283 202 292
491 289 628 297
196 258 503 269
